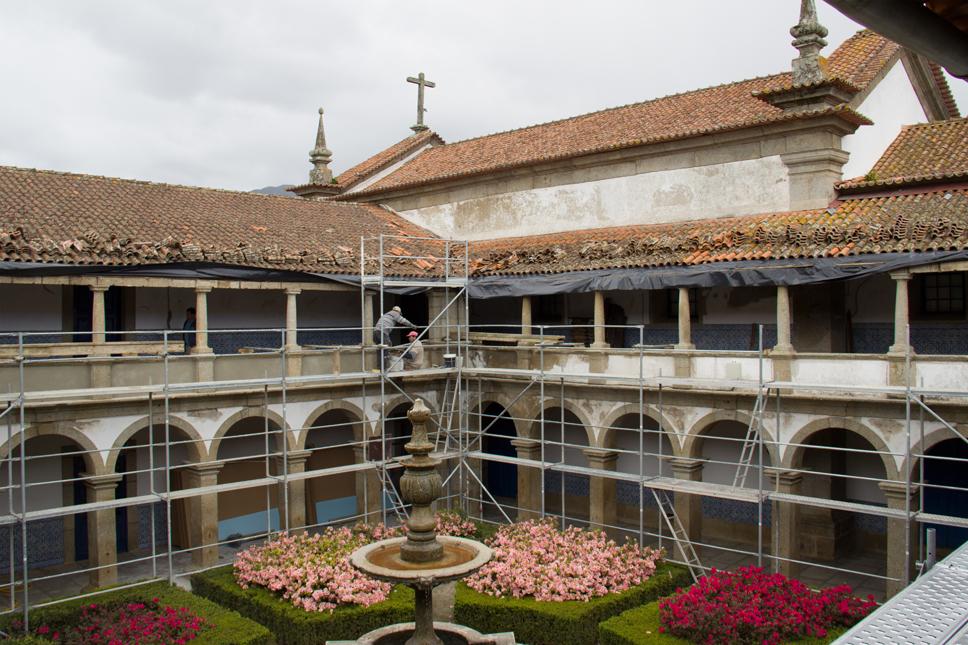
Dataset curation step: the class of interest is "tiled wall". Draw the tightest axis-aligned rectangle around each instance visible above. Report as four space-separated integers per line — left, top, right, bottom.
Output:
852 323 968 355
0 518 64 570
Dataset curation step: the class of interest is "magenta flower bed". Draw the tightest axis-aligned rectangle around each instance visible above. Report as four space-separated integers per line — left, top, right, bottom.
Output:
15 598 207 644
234 512 477 612
658 566 877 644
465 519 662 602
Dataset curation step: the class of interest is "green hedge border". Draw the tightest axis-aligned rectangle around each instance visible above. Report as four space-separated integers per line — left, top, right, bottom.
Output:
598 601 849 645
0 581 271 645
453 562 691 645
191 565 415 645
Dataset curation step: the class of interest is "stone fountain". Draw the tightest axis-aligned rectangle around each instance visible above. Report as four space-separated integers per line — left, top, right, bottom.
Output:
336 399 513 645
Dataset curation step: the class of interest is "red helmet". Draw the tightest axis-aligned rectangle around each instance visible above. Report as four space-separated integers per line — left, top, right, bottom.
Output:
407 330 419 338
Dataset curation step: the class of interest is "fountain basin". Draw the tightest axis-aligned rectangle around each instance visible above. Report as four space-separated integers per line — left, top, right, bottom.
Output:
328 621 515 645
351 536 492 584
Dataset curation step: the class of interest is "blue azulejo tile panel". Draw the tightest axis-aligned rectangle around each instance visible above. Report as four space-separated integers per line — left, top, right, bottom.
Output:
635 325 777 352
702 497 771 527
0 518 65 570
851 504 887 534
138 503 168 549
616 481 664 507
543 471 589 497
853 322 968 355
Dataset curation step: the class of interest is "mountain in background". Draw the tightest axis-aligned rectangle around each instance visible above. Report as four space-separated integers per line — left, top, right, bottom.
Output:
251 185 295 197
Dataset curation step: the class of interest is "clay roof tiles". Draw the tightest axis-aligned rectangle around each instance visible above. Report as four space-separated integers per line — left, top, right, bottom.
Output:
334 130 442 190
345 31 895 198
469 186 968 276
838 117 968 191
0 166 445 276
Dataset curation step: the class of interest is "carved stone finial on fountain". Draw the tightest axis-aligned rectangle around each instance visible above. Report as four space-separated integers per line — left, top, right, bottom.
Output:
400 399 444 563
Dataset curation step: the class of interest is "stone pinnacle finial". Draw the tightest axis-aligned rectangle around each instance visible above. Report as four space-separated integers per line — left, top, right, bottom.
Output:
308 107 333 185
790 0 828 85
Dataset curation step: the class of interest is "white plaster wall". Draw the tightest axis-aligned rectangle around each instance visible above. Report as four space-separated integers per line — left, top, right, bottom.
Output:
400 156 791 241
842 61 929 180
792 358 888 387
0 284 62 332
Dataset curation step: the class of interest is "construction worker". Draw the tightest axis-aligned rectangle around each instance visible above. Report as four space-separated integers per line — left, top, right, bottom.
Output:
403 330 424 370
373 306 416 368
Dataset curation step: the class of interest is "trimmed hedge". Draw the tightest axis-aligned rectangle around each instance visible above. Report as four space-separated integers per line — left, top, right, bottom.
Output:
454 562 691 645
598 601 848 645
0 581 271 645
191 565 415 645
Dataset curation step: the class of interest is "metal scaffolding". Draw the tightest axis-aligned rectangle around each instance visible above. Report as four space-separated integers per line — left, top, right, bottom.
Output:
0 237 966 632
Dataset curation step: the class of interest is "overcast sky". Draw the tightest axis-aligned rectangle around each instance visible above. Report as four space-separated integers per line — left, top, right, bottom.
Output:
1 1 964 192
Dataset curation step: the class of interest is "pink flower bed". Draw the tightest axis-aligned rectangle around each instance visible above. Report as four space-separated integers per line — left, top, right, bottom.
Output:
234 512 477 612
465 519 662 602
658 566 877 644
15 598 207 644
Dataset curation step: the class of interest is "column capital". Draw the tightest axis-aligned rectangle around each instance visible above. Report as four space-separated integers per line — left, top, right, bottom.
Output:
194 285 213 294
182 461 224 479
89 285 110 293
765 467 803 488
878 481 919 500
81 473 123 490
582 447 619 468
889 272 912 282
510 438 540 459
273 449 313 471
668 457 704 476
285 287 303 296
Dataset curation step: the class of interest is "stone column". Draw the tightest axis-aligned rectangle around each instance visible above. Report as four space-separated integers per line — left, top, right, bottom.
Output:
591 291 609 348
183 462 223 567
511 438 541 520
583 448 618 530
767 469 803 577
521 296 532 336
427 290 448 343
90 285 109 346
774 286 794 353
889 273 913 355
669 458 704 550
879 481 919 597
83 473 123 589
676 287 694 350
285 288 301 350
274 450 311 533
192 286 213 354
362 292 375 347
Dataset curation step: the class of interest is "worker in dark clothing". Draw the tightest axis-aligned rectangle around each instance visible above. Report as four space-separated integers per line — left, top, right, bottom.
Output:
373 306 416 368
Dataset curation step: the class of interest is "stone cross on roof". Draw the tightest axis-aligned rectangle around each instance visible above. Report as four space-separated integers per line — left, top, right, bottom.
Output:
407 72 436 133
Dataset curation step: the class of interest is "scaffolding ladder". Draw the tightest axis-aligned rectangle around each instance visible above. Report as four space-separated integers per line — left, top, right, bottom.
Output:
652 488 704 582
435 370 463 454
732 387 769 488
377 462 409 524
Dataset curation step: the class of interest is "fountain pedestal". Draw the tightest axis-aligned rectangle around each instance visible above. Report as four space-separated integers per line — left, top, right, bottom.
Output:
345 400 503 645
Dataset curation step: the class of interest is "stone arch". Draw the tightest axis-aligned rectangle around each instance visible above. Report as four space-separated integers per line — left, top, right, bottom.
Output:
783 417 898 480
378 396 439 435
0 425 104 475
683 409 780 467
472 396 527 440
597 403 682 452
209 407 294 459
106 415 206 473
296 400 369 450
529 400 595 447
899 424 968 480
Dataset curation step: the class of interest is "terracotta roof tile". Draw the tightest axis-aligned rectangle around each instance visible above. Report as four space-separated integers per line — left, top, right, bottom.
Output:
929 62 961 119
838 118 968 191
334 130 442 190
469 186 968 276
345 32 894 198
0 166 445 276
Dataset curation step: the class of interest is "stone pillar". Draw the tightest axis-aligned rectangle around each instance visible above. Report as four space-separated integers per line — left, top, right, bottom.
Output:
767 469 803 577
83 473 123 589
183 462 223 567
669 458 704 551
511 438 541 520
521 296 532 336
90 285 109 346
591 291 609 348
676 287 694 350
889 273 913 355
285 288 301 350
427 290 448 343
192 286 213 354
879 481 919 597
583 448 618 530
774 286 794 353
362 293 375 346
273 450 311 533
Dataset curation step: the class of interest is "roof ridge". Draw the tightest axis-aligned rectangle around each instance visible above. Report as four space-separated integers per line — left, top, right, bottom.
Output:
0 164 367 207
441 71 791 148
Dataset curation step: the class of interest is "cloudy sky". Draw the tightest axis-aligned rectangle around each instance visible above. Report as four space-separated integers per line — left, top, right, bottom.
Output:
1 1 964 192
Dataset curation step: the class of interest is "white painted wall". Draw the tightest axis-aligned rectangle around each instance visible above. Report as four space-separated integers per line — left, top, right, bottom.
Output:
0 284 62 332
344 143 435 193
400 156 791 241
842 61 929 180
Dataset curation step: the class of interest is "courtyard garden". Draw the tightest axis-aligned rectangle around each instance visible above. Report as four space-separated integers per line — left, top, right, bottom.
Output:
1 514 880 644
